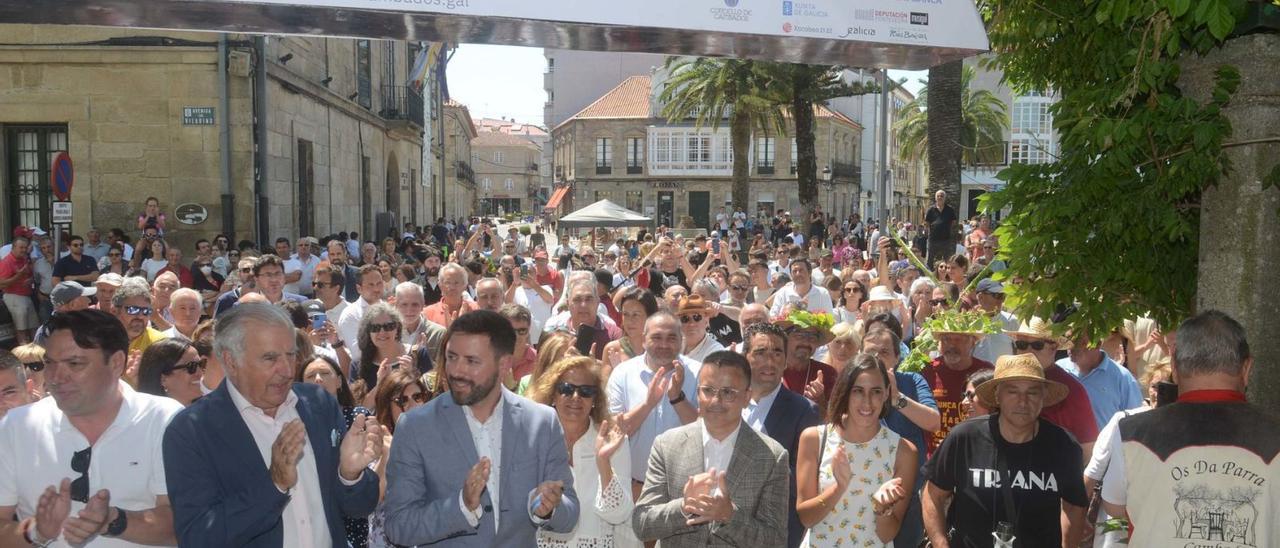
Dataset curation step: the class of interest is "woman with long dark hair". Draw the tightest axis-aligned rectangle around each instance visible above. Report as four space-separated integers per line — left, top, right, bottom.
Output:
136 338 204 406
367 369 430 547
298 354 371 547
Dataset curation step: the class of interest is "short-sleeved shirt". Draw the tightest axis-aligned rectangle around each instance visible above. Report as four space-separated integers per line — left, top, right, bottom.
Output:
129 326 170 355
781 359 838 405
768 283 834 317
0 253 33 296
52 253 99 285
0 382 183 548
283 254 322 296
926 414 1088 548
925 205 957 241
884 370 938 483
535 267 564 295
1039 365 1100 445
920 357 994 455
1056 355 1144 429
606 353 701 482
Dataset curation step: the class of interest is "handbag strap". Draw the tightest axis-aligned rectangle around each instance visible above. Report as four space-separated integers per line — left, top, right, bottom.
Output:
817 424 831 482
995 428 1021 530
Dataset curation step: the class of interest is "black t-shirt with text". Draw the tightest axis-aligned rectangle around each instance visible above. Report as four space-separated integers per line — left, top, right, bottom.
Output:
926 414 1087 548
707 312 741 347
925 204 957 241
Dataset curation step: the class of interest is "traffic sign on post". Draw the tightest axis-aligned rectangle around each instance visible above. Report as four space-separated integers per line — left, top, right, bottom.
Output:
50 152 74 201
52 201 73 225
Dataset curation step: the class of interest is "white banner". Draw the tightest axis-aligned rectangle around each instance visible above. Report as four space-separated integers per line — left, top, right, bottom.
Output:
223 0 988 51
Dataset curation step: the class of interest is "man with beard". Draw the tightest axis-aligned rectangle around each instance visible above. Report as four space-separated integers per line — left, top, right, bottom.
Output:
768 259 834 317
114 277 169 355
394 282 446 364
419 248 444 306
920 329 993 455
676 294 726 362
741 323 819 548
607 312 701 493
473 278 504 312
776 311 838 412
383 310 579 546
326 239 360 303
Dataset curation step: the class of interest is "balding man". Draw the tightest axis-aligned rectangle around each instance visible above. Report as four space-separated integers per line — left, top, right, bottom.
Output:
151 271 181 332
542 278 621 359
423 263 476 328
165 288 203 340
394 282 446 364
732 303 770 353
473 278 504 312
924 190 957 265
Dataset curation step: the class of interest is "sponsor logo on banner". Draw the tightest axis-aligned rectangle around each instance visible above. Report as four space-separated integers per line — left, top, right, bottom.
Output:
788 23 833 34
854 8 910 23
782 21 794 32
711 0 752 21
839 26 877 38
910 12 929 24
889 28 928 41
782 1 793 15
782 2 829 17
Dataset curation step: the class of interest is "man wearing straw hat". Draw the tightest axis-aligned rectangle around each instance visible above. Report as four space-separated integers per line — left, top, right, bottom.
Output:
1005 317 1100 457
922 353 1089 548
920 324 994 455
774 309 838 411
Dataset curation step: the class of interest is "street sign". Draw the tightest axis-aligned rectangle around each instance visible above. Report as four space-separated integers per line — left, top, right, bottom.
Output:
52 201 73 224
182 107 216 126
50 152 73 201
175 203 209 225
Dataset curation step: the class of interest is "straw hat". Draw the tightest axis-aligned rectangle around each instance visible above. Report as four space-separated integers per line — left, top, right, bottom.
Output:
1004 316 1069 347
772 310 836 347
976 353 1069 408
676 294 715 317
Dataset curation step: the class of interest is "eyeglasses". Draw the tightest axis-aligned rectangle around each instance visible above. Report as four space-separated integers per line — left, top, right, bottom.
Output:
70 447 91 503
1013 340 1049 351
556 382 599 399
164 359 206 375
679 314 704 324
124 305 153 316
844 287 862 293
696 385 742 403
730 285 747 291
393 391 430 408
367 321 399 333
313 281 334 288
24 361 44 372
962 390 976 400
929 299 949 306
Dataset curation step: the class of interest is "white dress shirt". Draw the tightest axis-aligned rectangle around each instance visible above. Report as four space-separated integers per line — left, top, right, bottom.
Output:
700 420 742 477
461 397 506 530
513 285 554 345
743 383 783 432
337 296 375 364
226 380 330 548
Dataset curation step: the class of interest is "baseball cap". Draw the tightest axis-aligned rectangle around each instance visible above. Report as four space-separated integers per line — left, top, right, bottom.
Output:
976 278 1005 294
51 281 96 308
29 227 47 236
95 273 125 288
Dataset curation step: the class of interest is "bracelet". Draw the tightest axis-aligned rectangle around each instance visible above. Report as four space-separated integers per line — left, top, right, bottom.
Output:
331 339 345 348
668 391 686 405
23 518 53 548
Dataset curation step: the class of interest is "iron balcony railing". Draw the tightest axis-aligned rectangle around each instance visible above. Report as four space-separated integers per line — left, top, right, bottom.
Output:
380 85 424 127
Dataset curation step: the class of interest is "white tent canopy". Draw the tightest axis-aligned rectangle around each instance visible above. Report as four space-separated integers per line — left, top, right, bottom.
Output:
557 199 652 229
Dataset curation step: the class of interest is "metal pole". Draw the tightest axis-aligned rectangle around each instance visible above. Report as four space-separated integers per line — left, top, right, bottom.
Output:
877 69 890 226
218 35 235 241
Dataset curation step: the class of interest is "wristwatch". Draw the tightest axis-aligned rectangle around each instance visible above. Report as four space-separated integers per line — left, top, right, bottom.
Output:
104 507 128 537
668 391 686 405
894 395 909 409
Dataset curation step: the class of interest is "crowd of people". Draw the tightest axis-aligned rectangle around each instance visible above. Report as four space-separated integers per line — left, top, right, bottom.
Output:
0 195 1276 548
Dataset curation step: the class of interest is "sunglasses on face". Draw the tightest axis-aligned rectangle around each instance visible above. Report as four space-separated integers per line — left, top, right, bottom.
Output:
929 299 949 306
730 285 747 291
844 287 861 293
164 359 206 375
679 314 703 324
962 390 976 400
368 321 399 334
125 305 153 316
70 447 91 503
24 361 44 372
1013 340 1049 351
556 382 599 399
393 391 430 408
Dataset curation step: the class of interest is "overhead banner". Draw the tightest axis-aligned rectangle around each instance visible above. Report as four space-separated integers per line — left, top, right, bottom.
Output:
226 0 988 52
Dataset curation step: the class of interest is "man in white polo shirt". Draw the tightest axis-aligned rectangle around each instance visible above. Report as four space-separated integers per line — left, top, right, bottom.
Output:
283 237 322 298
0 308 182 547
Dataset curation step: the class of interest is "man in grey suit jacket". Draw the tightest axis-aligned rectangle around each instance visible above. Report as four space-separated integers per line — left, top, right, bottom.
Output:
633 350 790 547
383 310 579 546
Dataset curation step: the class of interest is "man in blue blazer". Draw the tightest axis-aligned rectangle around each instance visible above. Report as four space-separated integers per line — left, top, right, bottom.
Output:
384 309 579 546
741 323 820 548
163 303 383 547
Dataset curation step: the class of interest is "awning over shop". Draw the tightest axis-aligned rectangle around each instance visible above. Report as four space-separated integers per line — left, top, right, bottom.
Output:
543 187 571 212
557 199 652 229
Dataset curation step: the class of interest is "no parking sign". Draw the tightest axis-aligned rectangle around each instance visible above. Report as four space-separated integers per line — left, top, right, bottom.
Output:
51 151 74 201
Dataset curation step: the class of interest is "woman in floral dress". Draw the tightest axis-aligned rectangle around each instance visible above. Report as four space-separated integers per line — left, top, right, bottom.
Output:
797 352 918 547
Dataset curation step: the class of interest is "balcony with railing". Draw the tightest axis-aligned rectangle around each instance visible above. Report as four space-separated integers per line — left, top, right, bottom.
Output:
455 160 475 185
831 161 859 180
380 85 424 133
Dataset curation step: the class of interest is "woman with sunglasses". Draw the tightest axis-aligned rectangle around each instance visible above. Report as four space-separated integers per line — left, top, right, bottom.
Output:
796 353 917 547
298 354 373 547
960 368 995 420
135 338 205 406
834 279 867 324
98 243 130 276
368 369 431 547
529 356 637 548
355 302 432 408
11 342 46 400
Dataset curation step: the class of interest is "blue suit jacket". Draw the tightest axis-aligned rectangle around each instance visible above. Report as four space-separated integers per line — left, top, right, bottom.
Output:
382 389 580 547
761 387 820 548
162 383 379 547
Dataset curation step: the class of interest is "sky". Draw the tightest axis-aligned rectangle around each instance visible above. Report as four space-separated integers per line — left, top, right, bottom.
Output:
446 44 928 128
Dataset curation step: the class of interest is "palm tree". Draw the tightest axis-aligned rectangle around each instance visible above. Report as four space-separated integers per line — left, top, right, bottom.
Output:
760 64 875 234
895 64 1009 169
658 57 783 216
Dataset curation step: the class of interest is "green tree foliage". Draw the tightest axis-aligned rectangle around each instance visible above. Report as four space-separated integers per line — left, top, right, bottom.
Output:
659 58 784 215
981 0 1263 338
895 65 1010 168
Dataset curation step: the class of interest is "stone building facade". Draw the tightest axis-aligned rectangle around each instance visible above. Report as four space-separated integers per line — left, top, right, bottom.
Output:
0 24 431 252
472 131 541 217
440 100 476 220
552 75 862 229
